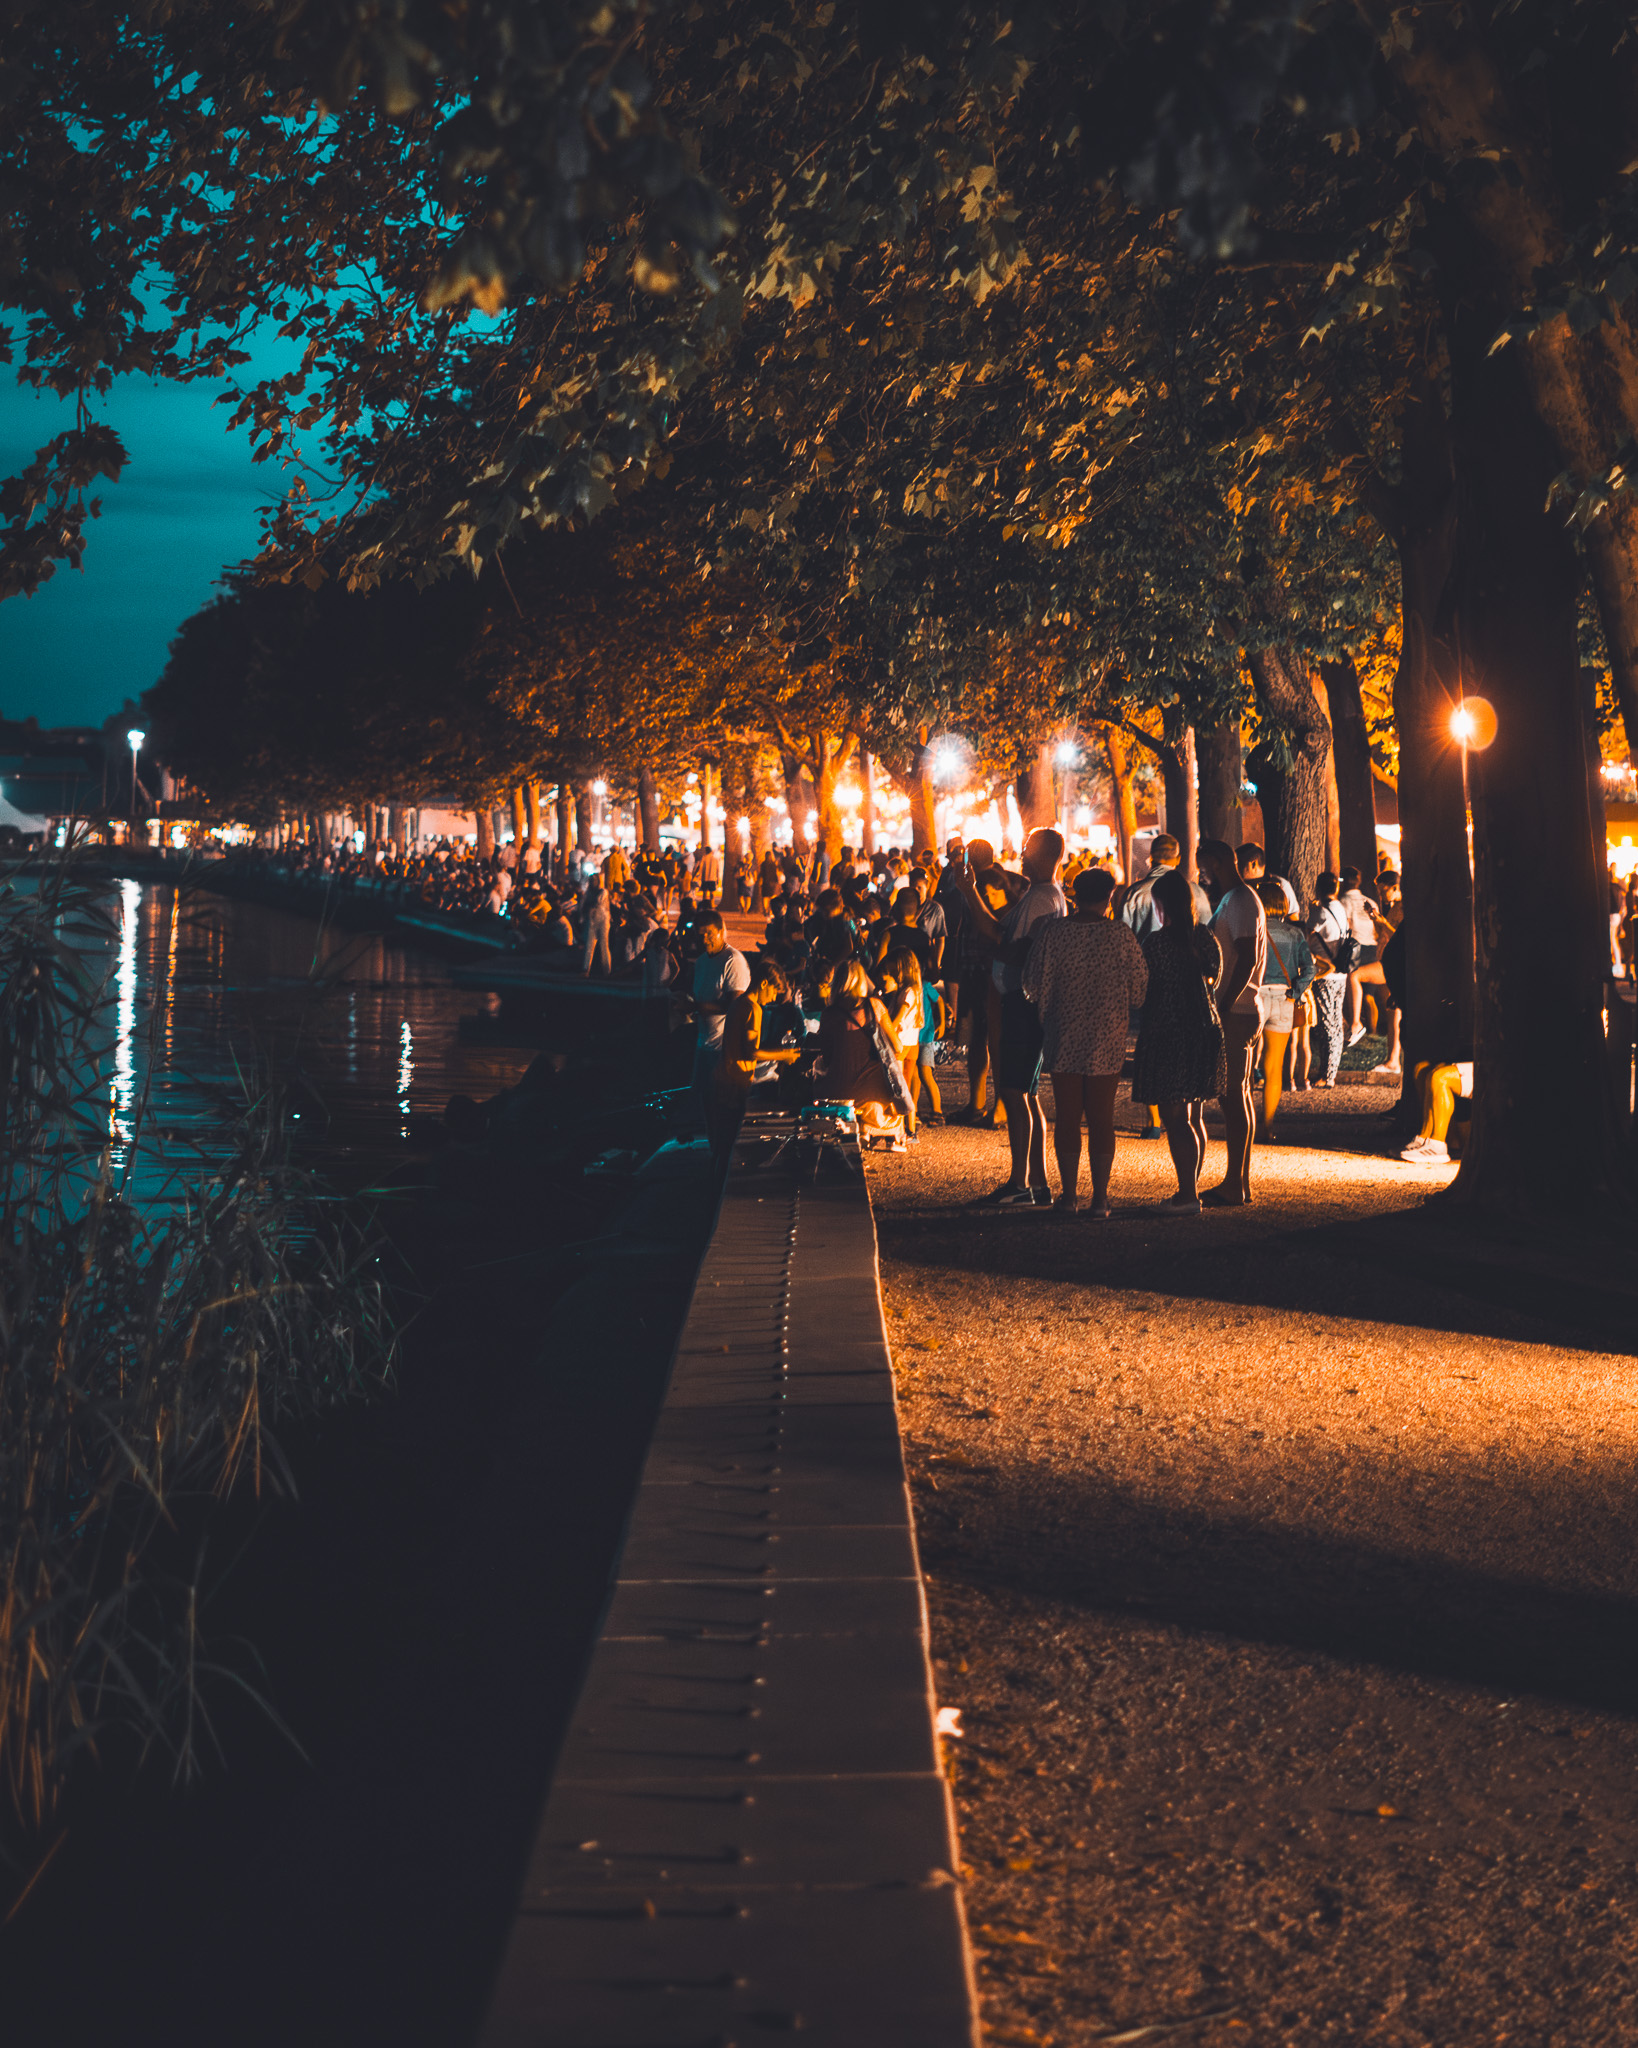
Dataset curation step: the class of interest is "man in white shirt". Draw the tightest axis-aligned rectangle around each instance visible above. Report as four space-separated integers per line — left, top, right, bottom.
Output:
1199 838 1268 1206
952 828 1067 1206
1121 833 1212 938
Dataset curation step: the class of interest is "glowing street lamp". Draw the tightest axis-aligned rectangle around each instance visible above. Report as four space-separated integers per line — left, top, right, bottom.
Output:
1055 739 1079 767
126 728 145 815
1449 698 1497 752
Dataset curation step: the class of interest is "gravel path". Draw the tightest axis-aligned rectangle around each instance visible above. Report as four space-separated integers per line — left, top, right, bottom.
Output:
870 1081 1638 2048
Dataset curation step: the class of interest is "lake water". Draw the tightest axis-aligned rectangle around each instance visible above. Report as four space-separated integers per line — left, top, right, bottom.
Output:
85 879 533 1185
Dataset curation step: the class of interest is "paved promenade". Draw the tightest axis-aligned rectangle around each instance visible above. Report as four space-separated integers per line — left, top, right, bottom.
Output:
871 1111 1638 2047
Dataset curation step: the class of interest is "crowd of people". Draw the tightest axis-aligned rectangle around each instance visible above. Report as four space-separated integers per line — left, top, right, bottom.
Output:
236 817 1638 1205
681 827 1444 1207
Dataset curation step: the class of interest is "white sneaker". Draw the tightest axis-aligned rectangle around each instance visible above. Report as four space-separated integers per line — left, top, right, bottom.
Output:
1400 1137 1449 1163
1347 1025 1367 1047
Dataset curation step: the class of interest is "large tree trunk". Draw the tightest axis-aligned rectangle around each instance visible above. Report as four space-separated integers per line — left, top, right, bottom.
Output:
1015 740 1057 836
860 748 876 855
637 765 660 853
903 730 938 856
509 785 527 851
813 729 854 866
1246 645 1332 908
1196 713 1243 846
1585 502 1638 764
554 785 572 876
698 762 718 860
475 807 496 860
784 759 814 853
1446 325 1628 1212
574 780 594 854
1318 656 1378 876
1103 727 1138 881
1157 729 1200 881
524 780 542 851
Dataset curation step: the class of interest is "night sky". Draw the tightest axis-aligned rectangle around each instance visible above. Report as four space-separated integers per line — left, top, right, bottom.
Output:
0 328 304 732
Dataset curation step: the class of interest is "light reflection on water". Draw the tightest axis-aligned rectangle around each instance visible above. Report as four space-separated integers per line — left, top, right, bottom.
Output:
85 881 533 1189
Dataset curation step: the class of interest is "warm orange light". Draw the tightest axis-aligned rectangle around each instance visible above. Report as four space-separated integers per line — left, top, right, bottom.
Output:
1451 696 1497 750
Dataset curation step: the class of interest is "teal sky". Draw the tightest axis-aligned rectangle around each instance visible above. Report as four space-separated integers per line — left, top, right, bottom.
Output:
0 333 305 731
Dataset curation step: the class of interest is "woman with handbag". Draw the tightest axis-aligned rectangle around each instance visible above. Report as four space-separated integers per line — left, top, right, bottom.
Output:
1254 879 1319 1140
1132 869 1227 1212
816 958 910 1148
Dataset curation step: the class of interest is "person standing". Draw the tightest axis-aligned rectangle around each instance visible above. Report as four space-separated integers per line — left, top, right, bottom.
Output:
680 908 751 1143
604 840 631 891
1254 877 1318 1140
1304 871 1350 1087
953 827 1068 1206
578 873 612 975
1119 831 1211 1139
714 958 802 1179
696 840 721 906
1120 833 1211 938
1198 838 1267 1206
1024 865 1148 1216
1131 870 1227 1211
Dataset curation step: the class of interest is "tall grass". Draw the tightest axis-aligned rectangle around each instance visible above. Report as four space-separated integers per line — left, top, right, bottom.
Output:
0 857 393 1829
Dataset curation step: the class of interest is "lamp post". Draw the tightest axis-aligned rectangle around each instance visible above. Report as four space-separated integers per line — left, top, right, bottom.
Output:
126 728 145 820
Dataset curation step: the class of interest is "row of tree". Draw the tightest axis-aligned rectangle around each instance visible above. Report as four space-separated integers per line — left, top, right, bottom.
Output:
10 0 1638 1213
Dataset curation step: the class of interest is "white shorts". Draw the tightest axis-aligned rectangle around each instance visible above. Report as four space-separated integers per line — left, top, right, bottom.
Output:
1258 984 1294 1034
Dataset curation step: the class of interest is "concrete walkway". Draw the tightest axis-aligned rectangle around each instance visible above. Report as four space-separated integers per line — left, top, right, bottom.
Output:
870 1104 1638 2046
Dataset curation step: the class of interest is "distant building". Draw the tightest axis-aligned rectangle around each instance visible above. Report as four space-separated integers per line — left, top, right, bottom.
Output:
0 721 111 835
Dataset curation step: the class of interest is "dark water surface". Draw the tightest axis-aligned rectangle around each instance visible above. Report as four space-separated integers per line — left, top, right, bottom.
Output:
4 880 696 2048
89 878 533 1179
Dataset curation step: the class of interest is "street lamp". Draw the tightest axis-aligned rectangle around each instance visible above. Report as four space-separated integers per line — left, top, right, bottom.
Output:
1449 697 1497 752
126 728 145 816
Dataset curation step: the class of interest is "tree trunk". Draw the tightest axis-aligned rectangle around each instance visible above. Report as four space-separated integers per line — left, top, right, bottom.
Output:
574 781 594 854
699 762 718 860
554 785 572 876
1306 672 1344 875
1246 645 1332 908
1103 728 1138 881
860 748 876 854
475 807 496 860
1015 740 1057 835
813 729 854 866
524 780 542 850
1585 500 1638 764
1158 729 1200 881
749 796 773 907
638 765 660 853
509 785 527 850
784 761 814 853
1318 656 1378 876
1446 323 1628 1212
1196 713 1243 846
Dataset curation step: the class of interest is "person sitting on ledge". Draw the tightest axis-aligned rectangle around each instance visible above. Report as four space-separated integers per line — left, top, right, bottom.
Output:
1401 1060 1473 1165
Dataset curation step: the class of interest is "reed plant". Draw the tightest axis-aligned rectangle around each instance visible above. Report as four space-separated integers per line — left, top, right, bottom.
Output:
0 856 393 1830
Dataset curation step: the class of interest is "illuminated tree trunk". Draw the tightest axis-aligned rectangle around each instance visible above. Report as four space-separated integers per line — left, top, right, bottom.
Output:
1157 728 1200 881
524 780 542 851
1103 727 1138 880
1196 714 1243 846
784 760 814 852
1016 740 1056 835
475 807 496 860
860 748 876 855
574 780 594 854
554 785 572 876
812 729 854 866
1247 645 1331 908
907 730 938 856
509 785 527 851
637 765 661 853
1318 657 1377 876
698 762 718 859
